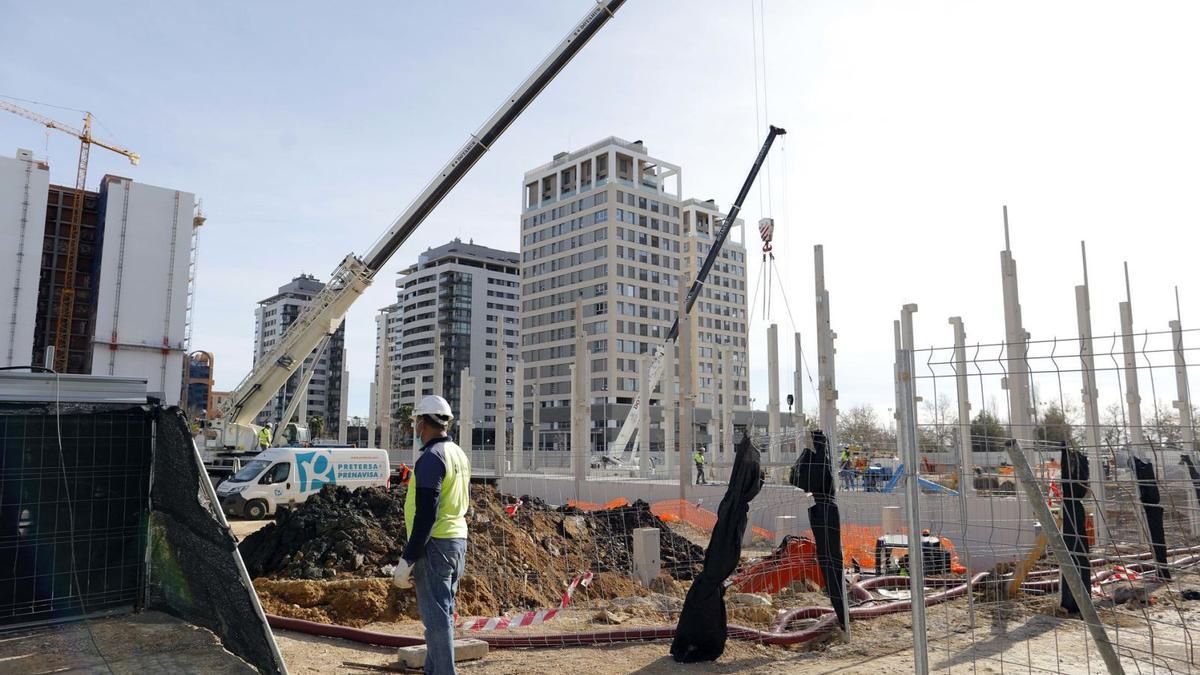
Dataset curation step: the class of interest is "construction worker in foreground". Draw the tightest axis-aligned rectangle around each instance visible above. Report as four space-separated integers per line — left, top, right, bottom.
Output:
257 424 271 450
392 395 471 674
693 446 707 485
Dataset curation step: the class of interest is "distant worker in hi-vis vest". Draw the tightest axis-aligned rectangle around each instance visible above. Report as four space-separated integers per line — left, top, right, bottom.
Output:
392 395 471 674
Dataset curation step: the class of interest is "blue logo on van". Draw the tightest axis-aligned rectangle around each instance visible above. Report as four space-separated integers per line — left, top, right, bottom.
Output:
296 451 336 492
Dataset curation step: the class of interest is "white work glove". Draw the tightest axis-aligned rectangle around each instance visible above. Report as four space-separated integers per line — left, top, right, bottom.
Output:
392 559 413 589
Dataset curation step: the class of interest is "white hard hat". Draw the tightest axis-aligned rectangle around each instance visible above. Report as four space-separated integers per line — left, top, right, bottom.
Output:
414 395 454 422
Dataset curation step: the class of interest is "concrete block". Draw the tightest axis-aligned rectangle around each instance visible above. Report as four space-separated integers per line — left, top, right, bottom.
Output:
774 515 799 546
632 527 661 587
396 639 488 669
882 506 901 535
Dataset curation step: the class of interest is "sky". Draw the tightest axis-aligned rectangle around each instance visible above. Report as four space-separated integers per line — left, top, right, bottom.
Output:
2 0 1198 421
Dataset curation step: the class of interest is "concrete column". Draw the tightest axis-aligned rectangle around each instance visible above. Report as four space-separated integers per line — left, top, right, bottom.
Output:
378 347 392 452
1075 243 1107 544
512 358 524 473
1119 264 1146 453
722 346 734 465
663 364 675 476
678 277 695 499
412 385 421 462
433 325 444 397
531 390 540 471
632 528 661 587
1170 315 1195 456
367 381 378 448
339 364 349 444
767 323 781 463
572 295 588 495
1000 208 1034 442
496 317 507 478
638 354 651 478
793 332 804 433
814 245 839 448
949 318 974 495
459 368 474 453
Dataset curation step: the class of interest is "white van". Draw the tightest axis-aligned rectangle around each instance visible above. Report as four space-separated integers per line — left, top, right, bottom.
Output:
215 447 390 519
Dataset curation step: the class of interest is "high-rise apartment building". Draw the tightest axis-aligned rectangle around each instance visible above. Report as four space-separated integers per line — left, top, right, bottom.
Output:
392 239 519 441
519 138 749 453
253 274 347 439
0 148 199 406
680 198 750 410
369 301 402 447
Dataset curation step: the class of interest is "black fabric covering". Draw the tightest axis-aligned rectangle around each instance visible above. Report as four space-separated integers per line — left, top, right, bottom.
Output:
1058 442 1091 614
1130 456 1170 581
1182 455 1200 514
148 407 285 674
787 430 847 630
671 434 763 663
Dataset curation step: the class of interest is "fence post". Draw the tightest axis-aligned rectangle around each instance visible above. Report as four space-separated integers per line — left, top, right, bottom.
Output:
1004 439 1126 675
897 340 929 675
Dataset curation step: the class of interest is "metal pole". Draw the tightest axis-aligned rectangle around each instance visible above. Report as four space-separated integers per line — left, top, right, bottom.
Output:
1075 242 1107 545
1004 440 1127 675
949 316 976 628
897 342 929 675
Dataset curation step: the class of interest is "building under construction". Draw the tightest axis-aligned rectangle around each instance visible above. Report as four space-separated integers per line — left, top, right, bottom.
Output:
0 147 200 405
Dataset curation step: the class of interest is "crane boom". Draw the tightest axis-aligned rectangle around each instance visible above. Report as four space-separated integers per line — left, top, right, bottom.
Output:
215 0 626 449
608 125 786 456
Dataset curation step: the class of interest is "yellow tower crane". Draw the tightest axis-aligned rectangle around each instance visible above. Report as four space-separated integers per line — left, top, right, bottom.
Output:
0 100 139 372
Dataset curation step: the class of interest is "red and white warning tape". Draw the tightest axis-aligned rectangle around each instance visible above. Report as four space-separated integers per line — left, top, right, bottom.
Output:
458 572 594 632
1094 565 1141 593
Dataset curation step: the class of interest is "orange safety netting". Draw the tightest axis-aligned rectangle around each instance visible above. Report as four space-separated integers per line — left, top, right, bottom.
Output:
649 499 775 541
565 497 630 512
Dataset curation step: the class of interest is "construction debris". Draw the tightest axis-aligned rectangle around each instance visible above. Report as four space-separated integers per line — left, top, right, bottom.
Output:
240 484 704 624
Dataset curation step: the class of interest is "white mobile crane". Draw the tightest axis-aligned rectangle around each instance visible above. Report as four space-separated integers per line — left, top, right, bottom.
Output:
607 125 786 460
202 0 626 464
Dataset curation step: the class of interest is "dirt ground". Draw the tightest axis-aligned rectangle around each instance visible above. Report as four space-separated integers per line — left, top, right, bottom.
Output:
273 589 1200 674
228 517 270 541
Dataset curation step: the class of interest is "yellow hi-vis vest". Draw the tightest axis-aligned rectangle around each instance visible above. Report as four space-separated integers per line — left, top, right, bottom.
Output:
693 452 705 465
405 439 471 540
258 427 270 445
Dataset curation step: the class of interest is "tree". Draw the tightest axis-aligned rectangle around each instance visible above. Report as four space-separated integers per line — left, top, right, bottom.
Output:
838 405 895 454
308 414 325 440
970 410 1006 453
1145 402 1182 447
1034 403 1078 448
1100 403 1128 449
919 394 957 452
394 404 414 446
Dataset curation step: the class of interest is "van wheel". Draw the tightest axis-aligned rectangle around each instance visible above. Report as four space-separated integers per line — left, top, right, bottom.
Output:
245 500 268 520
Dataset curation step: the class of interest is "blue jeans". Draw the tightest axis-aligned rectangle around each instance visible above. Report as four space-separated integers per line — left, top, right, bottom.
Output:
413 537 467 675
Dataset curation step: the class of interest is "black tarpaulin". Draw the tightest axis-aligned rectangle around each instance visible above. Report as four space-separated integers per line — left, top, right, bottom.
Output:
1058 442 1091 614
1181 455 1200 512
671 434 763 663
1131 456 1171 581
788 430 847 631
